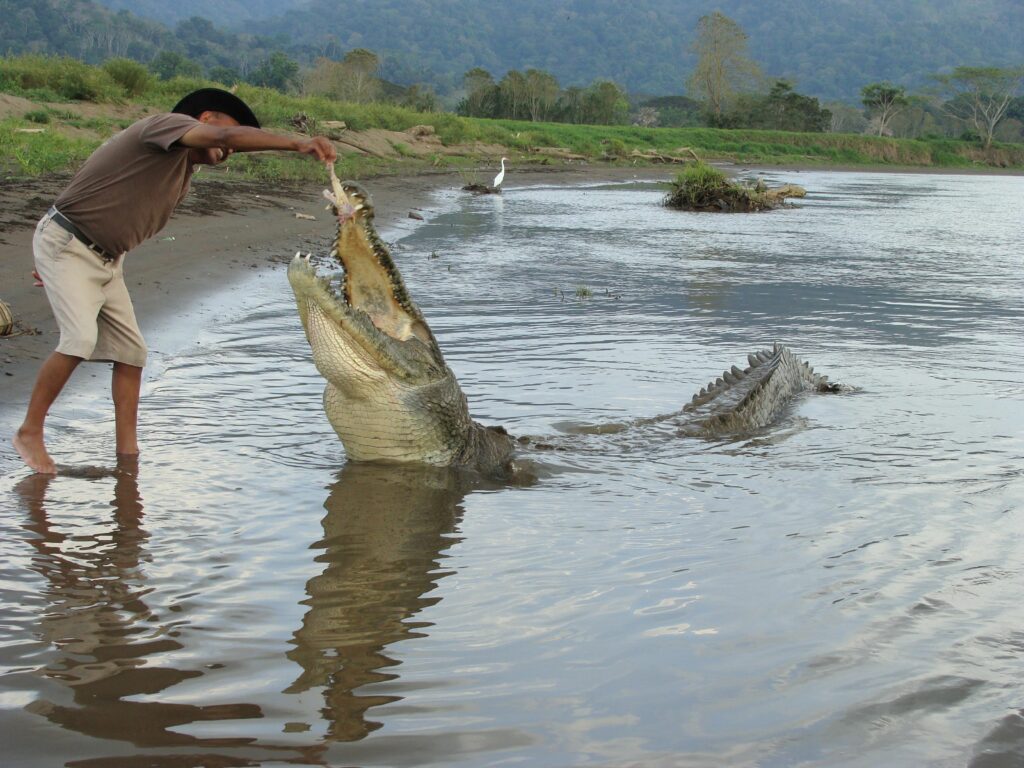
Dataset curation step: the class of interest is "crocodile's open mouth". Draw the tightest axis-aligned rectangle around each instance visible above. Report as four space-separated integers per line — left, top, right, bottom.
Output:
287 170 447 384
321 174 436 349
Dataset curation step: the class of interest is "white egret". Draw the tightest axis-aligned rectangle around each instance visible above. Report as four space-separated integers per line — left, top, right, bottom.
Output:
492 157 508 188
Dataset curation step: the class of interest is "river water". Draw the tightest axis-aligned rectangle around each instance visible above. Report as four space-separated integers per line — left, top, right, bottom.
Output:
2 169 1023 767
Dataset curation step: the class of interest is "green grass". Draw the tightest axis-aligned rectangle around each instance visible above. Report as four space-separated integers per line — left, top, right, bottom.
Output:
0 118 95 175
391 141 415 157
102 58 151 97
224 151 396 182
2 53 1022 179
0 54 124 102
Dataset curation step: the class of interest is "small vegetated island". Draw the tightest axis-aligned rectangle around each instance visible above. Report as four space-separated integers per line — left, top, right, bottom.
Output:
664 161 806 212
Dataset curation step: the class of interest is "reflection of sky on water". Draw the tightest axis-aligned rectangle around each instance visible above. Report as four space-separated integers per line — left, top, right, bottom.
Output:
1 171 1022 767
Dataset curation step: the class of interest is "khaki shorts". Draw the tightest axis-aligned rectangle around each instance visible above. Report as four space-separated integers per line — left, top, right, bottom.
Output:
33 213 147 367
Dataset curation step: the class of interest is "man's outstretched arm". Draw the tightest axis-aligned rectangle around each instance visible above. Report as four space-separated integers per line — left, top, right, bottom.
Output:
178 124 337 162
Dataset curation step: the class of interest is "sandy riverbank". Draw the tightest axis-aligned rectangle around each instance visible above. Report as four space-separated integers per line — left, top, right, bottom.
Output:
0 164 673 469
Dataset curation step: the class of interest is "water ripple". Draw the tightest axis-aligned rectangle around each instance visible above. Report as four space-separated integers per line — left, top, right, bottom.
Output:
2 171 1023 767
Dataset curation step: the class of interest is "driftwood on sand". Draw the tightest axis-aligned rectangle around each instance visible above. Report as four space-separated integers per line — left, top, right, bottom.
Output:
528 146 588 161
626 147 701 164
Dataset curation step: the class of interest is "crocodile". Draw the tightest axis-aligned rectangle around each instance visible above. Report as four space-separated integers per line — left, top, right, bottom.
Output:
288 168 515 474
287 167 839 475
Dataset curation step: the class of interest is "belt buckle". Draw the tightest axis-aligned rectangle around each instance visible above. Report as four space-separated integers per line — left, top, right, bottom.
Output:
89 242 113 262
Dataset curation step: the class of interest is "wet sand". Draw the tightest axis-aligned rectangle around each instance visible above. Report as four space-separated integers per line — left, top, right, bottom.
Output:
0 164 672 460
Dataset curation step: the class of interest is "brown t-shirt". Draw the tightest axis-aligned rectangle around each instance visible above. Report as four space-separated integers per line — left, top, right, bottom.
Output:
53 113 200 255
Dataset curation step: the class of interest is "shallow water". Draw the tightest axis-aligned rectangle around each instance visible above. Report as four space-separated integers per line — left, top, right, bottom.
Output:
2 170 1023 767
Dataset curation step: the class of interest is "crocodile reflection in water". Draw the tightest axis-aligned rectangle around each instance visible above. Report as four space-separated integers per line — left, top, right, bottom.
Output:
286 462 484 742
12 459 502 758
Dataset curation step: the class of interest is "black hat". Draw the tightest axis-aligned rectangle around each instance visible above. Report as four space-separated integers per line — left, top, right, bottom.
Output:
172 88 260 128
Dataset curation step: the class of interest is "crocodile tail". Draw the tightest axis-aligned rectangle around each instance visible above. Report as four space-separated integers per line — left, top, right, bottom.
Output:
685 344 778 411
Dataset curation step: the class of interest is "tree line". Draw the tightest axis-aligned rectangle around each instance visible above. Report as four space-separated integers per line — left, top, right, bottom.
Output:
680 12 1023 145
3 0 1022 144
453 12 1022 147
457 68 628 125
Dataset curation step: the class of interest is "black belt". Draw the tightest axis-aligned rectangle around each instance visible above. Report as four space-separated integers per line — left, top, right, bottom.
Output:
47 206 120 262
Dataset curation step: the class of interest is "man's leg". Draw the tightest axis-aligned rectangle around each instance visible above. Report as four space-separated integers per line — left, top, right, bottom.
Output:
22 215 107 474
112 362 142 456
13 352 83 474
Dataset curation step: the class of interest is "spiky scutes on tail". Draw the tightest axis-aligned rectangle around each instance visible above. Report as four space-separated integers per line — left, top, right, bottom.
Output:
680 344 838 436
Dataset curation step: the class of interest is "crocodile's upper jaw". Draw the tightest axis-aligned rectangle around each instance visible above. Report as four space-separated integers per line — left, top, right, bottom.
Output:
290 178 448 383
324 175 440 357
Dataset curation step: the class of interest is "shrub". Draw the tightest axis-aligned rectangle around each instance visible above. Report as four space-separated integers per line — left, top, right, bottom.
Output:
208 66 241 87
665 161 759 211
669 161 729 204
103 58 151 97
604 137 628 157
149 51 202 82
0 55 121 102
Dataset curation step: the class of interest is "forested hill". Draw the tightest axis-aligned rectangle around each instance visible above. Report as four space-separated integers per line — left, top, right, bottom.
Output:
14 0 1024 103
91 0 306 27
240 0 1022 101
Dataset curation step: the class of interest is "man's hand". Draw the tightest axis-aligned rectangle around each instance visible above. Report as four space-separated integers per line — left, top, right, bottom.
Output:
298 137 337 163
190 146 233 165
32 269 43 287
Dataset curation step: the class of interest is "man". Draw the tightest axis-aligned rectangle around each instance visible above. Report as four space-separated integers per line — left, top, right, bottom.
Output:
13 88 337 474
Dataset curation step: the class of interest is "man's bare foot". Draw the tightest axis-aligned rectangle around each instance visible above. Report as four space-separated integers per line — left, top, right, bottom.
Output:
12 429 57 474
